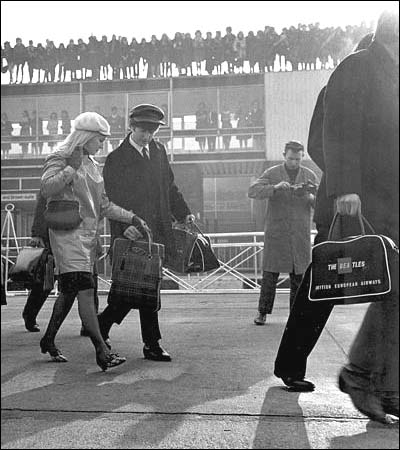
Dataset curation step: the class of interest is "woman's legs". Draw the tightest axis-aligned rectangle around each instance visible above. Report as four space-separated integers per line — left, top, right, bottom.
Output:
77 289 126 371
77 288 109 356
41 292 76 343
40 291 76 361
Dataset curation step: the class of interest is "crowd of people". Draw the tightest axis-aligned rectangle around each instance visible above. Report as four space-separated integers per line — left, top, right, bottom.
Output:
1 110 72 158
1 99 267 158
1 22 373 84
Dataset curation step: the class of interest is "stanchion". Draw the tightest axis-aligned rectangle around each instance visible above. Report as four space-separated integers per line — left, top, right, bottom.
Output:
1 203 20 296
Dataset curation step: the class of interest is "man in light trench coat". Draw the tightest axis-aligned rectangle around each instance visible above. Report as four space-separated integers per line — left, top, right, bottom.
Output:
248 140 317 325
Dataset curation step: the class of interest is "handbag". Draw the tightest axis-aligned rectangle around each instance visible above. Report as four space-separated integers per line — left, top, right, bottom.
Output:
44 200 82 231
167 223 220 274
44 180 82 231
109 231 164 312
9 246 49 287
167 226 198 273
308 212 399 305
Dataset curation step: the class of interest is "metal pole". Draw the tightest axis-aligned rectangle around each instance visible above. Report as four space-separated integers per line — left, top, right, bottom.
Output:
253 234 258 282
169 77 174 160
2 204 16 296
216 86 220 150
79 82 83 113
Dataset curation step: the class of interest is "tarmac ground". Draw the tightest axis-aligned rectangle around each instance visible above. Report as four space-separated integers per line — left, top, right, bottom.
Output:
1 292 399 449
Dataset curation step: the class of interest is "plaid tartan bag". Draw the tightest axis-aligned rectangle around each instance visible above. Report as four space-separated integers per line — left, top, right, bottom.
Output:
110 233 164 312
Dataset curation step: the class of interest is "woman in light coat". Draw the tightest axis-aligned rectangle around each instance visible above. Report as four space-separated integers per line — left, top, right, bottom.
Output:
40 112 148 371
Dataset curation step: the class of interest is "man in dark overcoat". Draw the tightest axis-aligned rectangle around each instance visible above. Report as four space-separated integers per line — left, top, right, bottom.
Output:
98 104 194 361
324 10 399 424
275 11 399 423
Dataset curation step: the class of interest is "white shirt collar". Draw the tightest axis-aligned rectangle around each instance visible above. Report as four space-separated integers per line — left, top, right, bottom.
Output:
129 134 149 158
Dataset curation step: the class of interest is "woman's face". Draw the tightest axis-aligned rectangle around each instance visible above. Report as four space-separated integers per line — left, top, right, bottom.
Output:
83 134 106 155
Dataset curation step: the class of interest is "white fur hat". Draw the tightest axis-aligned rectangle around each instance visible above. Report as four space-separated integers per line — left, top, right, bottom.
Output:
73 112 111 136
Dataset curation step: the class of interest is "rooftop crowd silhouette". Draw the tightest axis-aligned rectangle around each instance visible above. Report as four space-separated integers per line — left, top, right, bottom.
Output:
1 21 373 84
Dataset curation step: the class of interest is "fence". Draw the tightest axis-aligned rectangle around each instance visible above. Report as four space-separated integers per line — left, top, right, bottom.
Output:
2 205 316 295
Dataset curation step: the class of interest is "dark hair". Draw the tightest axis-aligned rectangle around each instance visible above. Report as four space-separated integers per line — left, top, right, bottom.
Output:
284 140 304 154
129 120 159 133
374 10 399 44
354 32 374 52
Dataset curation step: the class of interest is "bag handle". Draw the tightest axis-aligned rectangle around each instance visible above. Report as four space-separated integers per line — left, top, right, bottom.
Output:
124 228 153 256
328 211 376 240
191 222 206 239
187 222 211 247
143 228 153 255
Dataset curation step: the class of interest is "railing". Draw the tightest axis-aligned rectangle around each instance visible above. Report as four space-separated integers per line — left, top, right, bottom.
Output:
1 127 265 160
2 227 316 295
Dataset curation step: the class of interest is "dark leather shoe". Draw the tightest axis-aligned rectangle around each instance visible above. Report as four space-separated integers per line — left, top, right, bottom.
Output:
338 367 398 425
143 345 172 362
381 396 399 417
23 316 40 332
282 376 315 392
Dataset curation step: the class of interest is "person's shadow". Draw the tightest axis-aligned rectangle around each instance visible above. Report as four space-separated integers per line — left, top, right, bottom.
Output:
329 421 399 449
2 315 285 448
252 386 311 449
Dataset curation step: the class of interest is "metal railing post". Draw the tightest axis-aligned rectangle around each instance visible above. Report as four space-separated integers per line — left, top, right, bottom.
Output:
253 234 258 283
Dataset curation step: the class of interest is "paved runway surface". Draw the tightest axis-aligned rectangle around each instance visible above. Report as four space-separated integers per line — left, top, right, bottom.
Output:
1 292 398 448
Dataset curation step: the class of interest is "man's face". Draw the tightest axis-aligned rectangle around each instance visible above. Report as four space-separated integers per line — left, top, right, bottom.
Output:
130 125 159 147
284 149 303 170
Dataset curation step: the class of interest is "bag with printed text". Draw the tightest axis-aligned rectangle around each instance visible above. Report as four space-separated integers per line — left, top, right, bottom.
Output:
308 212 398 305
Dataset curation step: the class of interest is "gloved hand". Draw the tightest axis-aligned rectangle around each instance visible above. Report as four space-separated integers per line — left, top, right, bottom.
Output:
123 225 143 241
132 215 151 235
29 236 45 247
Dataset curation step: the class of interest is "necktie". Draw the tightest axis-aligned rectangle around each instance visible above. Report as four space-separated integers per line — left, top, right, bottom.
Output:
142 147 149 160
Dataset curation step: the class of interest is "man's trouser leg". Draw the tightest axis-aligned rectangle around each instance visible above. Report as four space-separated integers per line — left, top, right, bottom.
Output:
348 288 399 396
23 283 51 322
274 265 334 379
97 291 132 339
98 296 162 347
258 271 279 314
139 308 162 346
289 272 303 310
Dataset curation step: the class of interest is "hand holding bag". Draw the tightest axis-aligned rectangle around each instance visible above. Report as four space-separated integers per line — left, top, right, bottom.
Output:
110 231 164 312
308 212 398 304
